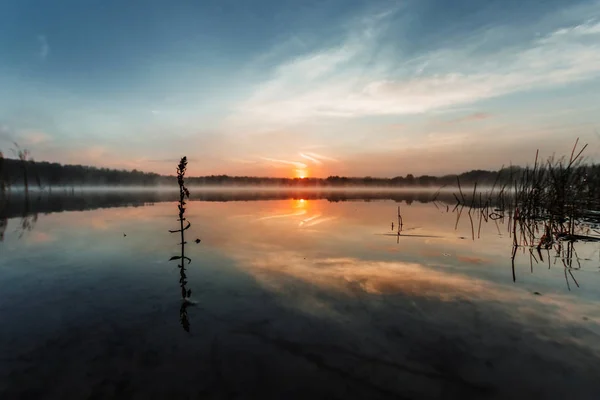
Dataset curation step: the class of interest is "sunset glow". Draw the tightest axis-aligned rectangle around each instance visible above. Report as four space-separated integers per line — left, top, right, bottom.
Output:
1 1 600 177
295 169 308 179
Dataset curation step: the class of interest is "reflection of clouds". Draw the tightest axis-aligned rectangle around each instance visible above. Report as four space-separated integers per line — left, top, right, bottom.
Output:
257 210 307 221
246 253 492 300
298 213 338 228
229 250 600 331
301 216 337 228
299 214 321 226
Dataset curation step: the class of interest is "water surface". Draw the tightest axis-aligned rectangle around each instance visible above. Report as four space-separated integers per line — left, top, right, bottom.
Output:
1 191 599 399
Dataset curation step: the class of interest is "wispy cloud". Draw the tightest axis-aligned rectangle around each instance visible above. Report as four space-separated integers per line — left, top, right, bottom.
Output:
544 19 600 39
37 35 50 60
299 152 322 165
303 152 338 162
446 112 493 124
232 10 600 128
299 152 339 165
259 157 307 169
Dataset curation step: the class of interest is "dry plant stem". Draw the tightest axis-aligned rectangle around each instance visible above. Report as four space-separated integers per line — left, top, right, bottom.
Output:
168 156 194 332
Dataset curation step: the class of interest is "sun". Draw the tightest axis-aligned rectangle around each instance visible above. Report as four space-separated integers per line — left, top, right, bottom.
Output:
295 169 308 179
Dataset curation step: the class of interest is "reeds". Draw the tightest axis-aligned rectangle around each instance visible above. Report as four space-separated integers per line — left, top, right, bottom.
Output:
450 140 600 287
168 156 194 332
454 140 599 232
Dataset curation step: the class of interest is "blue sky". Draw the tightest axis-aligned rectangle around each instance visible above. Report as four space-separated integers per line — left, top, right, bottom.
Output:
1 0 599 177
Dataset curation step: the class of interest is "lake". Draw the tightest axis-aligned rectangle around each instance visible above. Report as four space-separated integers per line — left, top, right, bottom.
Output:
1 190 599 399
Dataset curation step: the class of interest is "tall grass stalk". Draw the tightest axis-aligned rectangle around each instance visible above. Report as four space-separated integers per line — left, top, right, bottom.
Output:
169 156 194 332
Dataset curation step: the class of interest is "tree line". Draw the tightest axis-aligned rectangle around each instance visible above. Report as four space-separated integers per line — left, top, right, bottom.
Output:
1 154 599 190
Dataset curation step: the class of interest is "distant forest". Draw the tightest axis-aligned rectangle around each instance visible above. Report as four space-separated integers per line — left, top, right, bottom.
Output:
1 155 599 189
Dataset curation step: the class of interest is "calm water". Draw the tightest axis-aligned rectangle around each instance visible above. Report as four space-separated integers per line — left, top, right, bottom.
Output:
1 191 600 399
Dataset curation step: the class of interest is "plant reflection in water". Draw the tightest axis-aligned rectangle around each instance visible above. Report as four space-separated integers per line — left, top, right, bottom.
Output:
168 156 196 332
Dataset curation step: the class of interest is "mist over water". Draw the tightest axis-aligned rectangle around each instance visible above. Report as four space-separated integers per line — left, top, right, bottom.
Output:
4 185 486 192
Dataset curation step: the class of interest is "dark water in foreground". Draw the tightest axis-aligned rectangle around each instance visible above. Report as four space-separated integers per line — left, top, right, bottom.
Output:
1 191 599 399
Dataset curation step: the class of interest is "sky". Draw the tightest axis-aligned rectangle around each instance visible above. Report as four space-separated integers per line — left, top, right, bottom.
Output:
1 0 600 178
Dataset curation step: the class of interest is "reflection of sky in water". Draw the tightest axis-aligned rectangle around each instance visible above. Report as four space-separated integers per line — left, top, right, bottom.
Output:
1 198 600 398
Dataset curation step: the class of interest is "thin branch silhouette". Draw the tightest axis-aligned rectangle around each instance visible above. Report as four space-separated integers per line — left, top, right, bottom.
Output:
169 156 195 332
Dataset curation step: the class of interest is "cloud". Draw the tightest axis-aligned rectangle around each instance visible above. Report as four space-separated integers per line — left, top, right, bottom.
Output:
0 126 50 146
299 153 322 165
333 126 600 177
0 124 12 141
37 35 50 60
232 11 600 128
544 18 600 39
144 158 183 163
229 158 259 165
259 157 307 169
21 130 51 145
303 152 338 162
446 112 493 124
299 152 339 165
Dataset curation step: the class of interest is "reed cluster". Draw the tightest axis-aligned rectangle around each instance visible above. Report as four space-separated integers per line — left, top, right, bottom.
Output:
447 140 599 287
